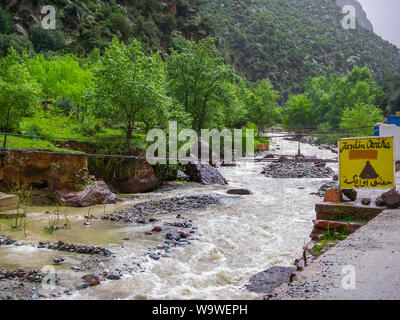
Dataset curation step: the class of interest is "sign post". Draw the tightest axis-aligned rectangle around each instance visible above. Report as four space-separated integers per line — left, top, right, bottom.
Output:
339 136 395 189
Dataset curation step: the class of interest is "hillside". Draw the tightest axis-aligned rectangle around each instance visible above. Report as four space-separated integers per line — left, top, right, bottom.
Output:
0 0 213 55
1 0 399 103
198 0 400 100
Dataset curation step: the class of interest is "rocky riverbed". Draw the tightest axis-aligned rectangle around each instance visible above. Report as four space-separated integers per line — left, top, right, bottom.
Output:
261 160 335 178
100 195 220 222
0 193 220 300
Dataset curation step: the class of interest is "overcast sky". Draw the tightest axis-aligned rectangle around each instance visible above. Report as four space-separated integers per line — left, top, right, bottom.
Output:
357 0 400 48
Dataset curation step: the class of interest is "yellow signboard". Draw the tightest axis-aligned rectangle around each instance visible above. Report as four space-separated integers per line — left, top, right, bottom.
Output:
339 136 395 189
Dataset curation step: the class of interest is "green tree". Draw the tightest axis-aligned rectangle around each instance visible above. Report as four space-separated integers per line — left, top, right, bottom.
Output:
340 103 384 136
0 49 40 147
0 33 34 57
379 75 400 114
283 94 315 130
304 66 385 128
92 38 172 141
167 37 237 131
27 54 92 119
246 79 280 136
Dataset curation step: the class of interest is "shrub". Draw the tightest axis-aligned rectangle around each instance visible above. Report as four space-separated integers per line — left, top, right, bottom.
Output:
31 24 64 53
0 8 13 34
107 13 132 40
177 0 190 18
0 34 34 57
55 96 75 115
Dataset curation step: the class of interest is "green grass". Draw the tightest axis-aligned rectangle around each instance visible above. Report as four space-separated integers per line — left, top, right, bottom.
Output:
20 113 85 140
93 128 146 141
311 244 325 257
0 134 83 153
330 210 366 223
311 232 348 257
255 136 269 147
319 232 347 243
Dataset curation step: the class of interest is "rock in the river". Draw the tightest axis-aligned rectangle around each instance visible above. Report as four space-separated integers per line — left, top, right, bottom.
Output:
319 181 339 193
56 181 116 207
245 266 297 294
149 253 160 260
342 189 357 201
184 163 227 185
361 198 371 206
227 189 252 195
313 181 339 197
115 169 160 193
166 233 180 241
53 257 65 264
107 271 121 280
82 274 101 286
176 170 189 181
77 282 89 290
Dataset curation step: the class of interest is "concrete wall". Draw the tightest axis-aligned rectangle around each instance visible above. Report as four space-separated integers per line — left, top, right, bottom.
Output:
377 124 400 162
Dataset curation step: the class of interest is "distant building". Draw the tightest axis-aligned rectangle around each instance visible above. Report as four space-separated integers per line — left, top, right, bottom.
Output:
374 113 400 163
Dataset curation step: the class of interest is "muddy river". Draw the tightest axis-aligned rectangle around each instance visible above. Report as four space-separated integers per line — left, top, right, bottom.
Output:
0 136 338 299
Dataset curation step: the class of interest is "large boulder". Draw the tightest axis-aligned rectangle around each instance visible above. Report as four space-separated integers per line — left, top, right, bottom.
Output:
377 189 400 209
227 189 252 195
115 169 159 193
342 189 357 201
185 163 227 185
245 266 297 294
56 181 117 207
82 274 101 287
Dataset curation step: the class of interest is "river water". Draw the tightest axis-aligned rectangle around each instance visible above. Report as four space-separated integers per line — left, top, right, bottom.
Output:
0 135 338 300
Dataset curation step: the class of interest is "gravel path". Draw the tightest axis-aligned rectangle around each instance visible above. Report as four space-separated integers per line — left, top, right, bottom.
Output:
269 208 400 300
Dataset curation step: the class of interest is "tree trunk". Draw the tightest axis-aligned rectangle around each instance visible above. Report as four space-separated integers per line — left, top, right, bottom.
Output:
3 107 11 148
126 122 133 143
257 119 262 138
3 134 7 148
197 97 208 132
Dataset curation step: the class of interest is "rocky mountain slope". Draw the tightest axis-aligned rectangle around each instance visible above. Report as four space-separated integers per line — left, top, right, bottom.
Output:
0 0 212 54
198 0 400 100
